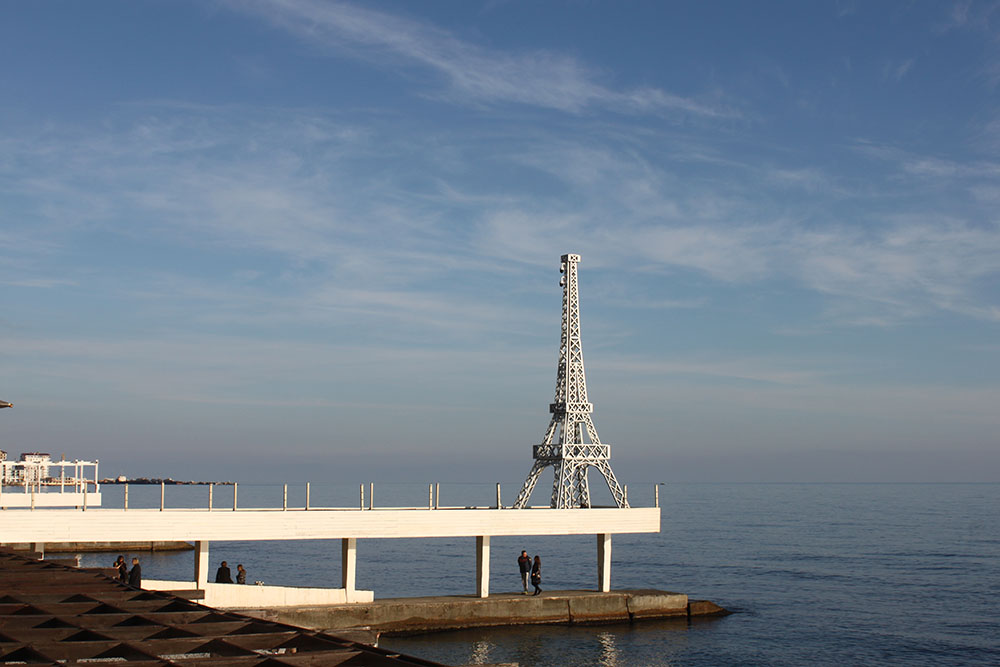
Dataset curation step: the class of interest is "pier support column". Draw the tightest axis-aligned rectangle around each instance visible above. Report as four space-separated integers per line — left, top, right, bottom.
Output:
31 542 44 559
476 535 490 598
341 538 357 598
194 541 210 586
597 533 611 593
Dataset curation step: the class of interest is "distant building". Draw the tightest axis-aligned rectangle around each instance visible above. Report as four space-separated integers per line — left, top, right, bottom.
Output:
0 451 101 508
17 452 52 484
1 452 97 487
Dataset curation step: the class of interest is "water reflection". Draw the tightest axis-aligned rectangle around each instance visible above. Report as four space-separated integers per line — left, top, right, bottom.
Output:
597 631 621 666
468 639 494 664
381 617 704 667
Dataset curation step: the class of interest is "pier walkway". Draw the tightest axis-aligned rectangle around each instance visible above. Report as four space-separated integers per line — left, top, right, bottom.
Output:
0 505 660 607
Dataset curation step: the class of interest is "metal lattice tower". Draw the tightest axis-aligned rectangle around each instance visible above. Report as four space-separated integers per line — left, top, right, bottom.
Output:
513 254 628 509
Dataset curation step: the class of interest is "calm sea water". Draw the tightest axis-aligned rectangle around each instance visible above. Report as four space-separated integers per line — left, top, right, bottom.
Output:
73 483 1000 666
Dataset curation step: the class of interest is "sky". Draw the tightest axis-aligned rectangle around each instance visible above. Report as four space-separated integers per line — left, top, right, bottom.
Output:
1 1 998 488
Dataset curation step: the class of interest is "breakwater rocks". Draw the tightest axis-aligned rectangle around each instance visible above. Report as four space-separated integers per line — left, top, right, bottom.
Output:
100 478 233 485
244 589 729 636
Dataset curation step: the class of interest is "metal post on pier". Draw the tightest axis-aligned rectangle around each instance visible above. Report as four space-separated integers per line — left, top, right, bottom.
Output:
83 481 88 512
233 482 238 511
496 482 502 509
428 484 433 510
283 484 287 511
209 483 213 511
369 482 374 511
624 484 629 507
124 484 128 511
159 482 165 511
359 483 364 510
435 483 440 509
654 484 659 508
305 482 310 511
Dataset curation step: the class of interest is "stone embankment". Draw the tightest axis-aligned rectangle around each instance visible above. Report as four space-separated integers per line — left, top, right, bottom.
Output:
244 589 729 636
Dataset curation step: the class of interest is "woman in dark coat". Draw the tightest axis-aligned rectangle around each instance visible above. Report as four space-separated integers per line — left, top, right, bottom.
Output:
530 555 542 595
114 555 128 583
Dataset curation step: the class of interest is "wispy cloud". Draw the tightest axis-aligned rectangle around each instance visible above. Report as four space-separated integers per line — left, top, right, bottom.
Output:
4 103 999 341
228 0 736 118
851 139 1000 178
2 278 78 288
882 58 915 81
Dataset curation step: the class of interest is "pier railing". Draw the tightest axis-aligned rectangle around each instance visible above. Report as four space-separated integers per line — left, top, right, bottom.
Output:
1 480 662 511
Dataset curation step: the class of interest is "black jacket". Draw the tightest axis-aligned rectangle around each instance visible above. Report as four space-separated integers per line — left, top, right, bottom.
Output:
128 564 142 588
216 566 233 583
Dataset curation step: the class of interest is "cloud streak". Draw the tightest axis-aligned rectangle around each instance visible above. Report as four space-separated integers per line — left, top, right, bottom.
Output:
4 109 999 335
229 0 736 118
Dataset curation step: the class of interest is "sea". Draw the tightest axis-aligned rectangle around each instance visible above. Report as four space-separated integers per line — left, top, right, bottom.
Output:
68 482 999 666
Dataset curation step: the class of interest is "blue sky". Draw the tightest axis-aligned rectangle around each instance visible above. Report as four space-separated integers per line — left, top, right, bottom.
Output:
1 1 998 486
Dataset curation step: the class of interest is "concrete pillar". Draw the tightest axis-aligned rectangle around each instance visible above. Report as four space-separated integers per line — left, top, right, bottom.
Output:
476 535 490 598
31 542 44 559
194 540 210 586
341 538 357 596
597 533 612 592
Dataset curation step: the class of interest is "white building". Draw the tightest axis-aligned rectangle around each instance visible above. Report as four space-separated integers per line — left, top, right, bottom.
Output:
15 452 52 484
0 452 101 508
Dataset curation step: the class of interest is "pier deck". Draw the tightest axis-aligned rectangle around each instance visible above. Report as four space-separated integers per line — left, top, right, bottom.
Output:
0 506 660 600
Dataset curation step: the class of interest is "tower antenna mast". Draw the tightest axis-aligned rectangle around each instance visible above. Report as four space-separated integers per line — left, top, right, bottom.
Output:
513 254 628 509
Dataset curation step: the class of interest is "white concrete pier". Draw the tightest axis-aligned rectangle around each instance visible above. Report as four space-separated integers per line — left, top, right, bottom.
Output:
0 506 659 604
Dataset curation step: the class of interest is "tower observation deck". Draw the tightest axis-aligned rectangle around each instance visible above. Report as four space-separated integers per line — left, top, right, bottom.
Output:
514 254 628 509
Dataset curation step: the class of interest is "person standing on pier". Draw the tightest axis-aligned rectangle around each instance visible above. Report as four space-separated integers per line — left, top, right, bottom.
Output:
114 555 127 583
518 550 532 594
531 555 542 596
128 557 142 588
215 560 233 583
236 564 246 584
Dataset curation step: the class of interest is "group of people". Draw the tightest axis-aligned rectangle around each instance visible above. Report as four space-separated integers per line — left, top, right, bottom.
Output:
214 560 247 584
113 555 142 588
113 556 246 588
117 552 543 594
517 550 543 595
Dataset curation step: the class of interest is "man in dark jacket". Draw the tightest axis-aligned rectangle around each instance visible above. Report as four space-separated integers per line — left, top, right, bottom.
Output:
215 560 233 583
128 557 142 588
517 550 531 594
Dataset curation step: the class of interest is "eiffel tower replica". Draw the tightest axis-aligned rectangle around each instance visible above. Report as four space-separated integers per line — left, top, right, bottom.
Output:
513 254 628 509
